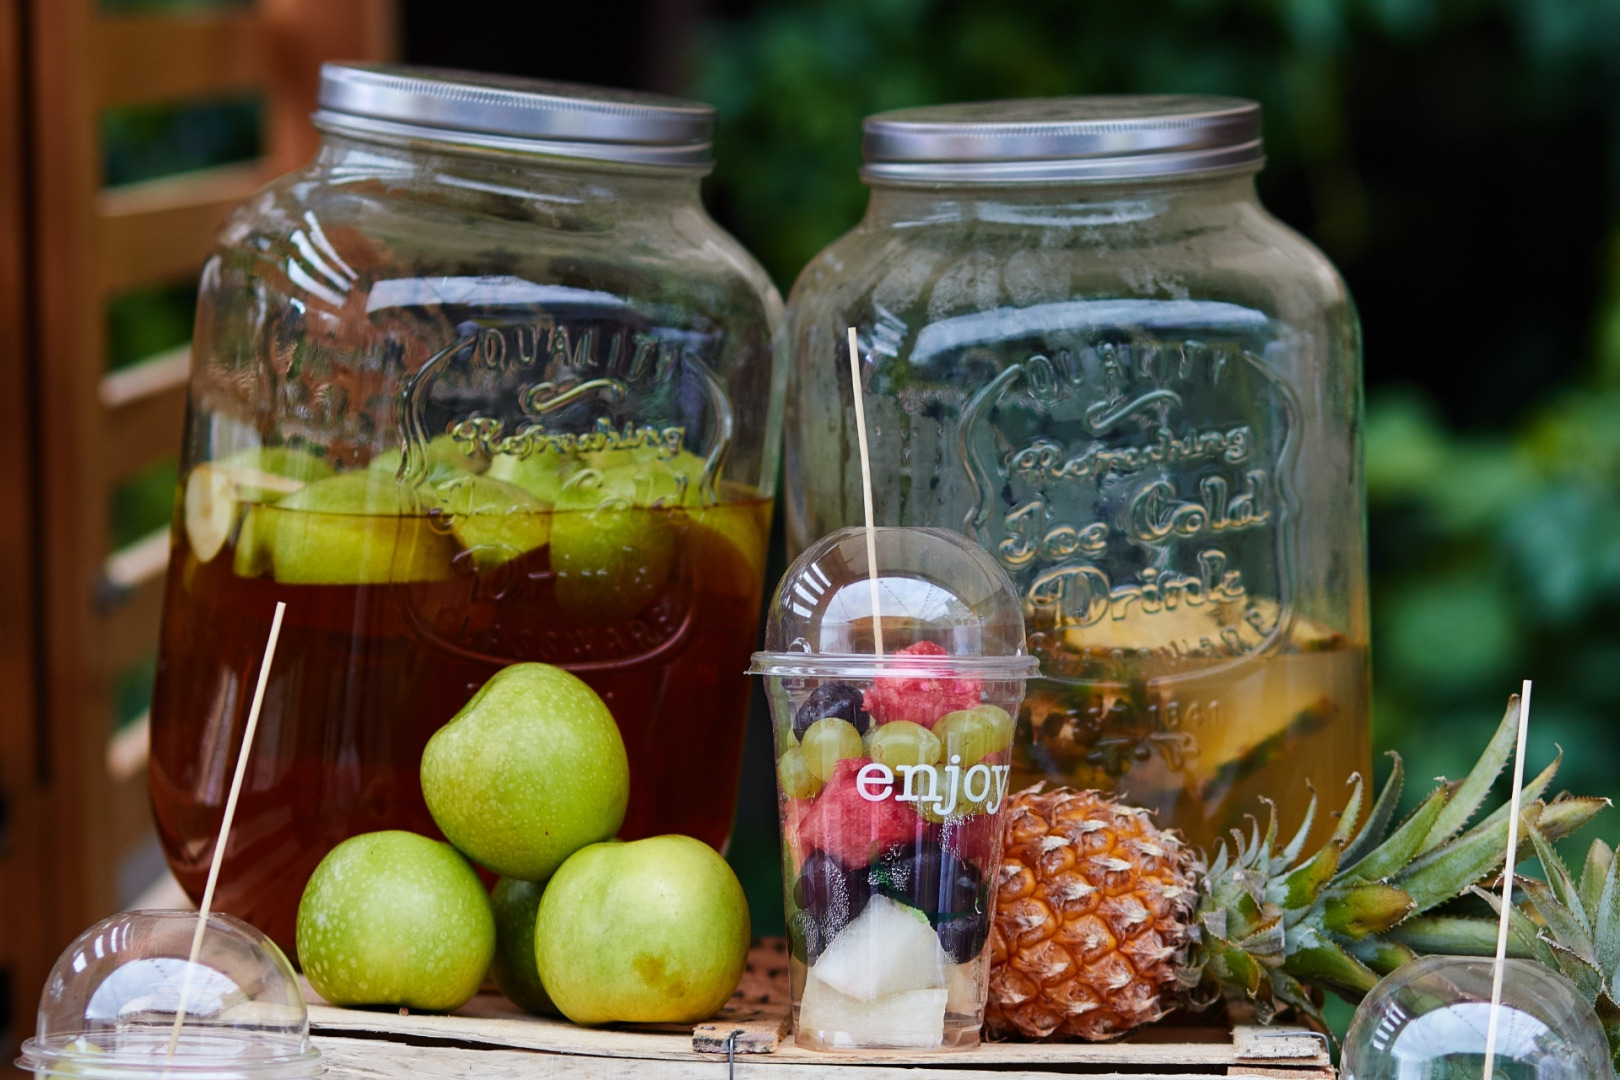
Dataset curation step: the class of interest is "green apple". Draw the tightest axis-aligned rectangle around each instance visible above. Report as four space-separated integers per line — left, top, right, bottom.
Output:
269 471 455 585
489 877 559 1015
226 451 335 577
295 830 494 1011
535 835 750 1024
486 449 580 504
233 504 275 578
420 663 629 880
221 446 335 498
578 452 707 508
370 433 485 481
185 448 334 565
549 467 679 624
689 500 768 600
432 475 550 572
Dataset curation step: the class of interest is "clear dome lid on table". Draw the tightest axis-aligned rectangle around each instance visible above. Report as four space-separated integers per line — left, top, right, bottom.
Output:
750 526 1038 678
1341 955 1614 1080
19 910 322 1080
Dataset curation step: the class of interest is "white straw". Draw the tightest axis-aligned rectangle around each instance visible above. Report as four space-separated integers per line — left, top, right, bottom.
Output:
847 326 883 657
1481 680 1532 1080
166 602 287 1057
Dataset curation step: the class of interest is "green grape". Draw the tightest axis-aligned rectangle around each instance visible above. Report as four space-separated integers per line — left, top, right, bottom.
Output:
921 773 997 823
933 705 1016 769
800 717 864 781
777 746 823 799
866 720 942 770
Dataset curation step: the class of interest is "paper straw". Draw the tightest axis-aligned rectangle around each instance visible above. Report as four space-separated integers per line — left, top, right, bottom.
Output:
1481 680 1532 1080
166 602 287 1057
847 326 883 657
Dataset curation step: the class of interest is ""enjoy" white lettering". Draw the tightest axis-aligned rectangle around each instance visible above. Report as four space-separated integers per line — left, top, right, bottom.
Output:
854 759 1012 816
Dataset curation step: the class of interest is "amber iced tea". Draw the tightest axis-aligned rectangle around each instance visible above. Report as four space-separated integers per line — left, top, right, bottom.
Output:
1011 614 1369 853
150 482 768 957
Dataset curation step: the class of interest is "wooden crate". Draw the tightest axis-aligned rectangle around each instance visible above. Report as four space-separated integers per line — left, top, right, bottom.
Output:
306 942 1336 1079
3 0 392 1065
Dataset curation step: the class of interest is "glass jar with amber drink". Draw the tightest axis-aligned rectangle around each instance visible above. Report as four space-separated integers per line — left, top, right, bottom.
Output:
783 97 1368 851
149 66 783 955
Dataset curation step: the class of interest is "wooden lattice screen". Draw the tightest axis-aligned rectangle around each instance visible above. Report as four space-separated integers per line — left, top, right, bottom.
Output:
0 0 393 1062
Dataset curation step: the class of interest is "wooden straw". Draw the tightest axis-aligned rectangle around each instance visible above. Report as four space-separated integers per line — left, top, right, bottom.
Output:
847 327 883 657
166 602 287 1057
1481 680 1533 1080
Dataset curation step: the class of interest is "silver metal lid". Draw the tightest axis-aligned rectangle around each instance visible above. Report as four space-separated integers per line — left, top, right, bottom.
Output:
862 95 1262 184
313 63 715 169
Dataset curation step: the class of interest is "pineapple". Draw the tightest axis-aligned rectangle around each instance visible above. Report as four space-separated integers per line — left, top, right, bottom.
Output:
987 696 1607 1039
988 788 1197 1038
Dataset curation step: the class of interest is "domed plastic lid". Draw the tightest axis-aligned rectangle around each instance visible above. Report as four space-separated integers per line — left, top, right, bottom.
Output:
750 527 1038 678
19 911 322 1080
1342 956 1615 1080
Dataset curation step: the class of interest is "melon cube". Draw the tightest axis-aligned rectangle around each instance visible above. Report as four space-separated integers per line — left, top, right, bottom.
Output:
809 894 947 1001
798 973 946 1050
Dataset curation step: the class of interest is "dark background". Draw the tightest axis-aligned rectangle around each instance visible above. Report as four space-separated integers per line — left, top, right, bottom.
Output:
402 0 1616 427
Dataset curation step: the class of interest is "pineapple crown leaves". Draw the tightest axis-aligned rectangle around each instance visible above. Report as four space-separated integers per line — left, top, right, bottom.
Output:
1185 695 1607 1029
1438 825 1620 1071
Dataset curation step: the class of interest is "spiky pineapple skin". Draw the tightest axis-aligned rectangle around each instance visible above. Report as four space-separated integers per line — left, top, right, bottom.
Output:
986 787 1199 1040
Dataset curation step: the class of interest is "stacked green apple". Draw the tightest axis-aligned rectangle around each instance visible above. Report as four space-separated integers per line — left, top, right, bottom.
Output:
294 663 752 1022
184 437 729 604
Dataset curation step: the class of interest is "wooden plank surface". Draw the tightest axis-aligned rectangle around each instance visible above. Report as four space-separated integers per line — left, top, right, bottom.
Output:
103 380 186 483
306 941 1334 1077
93 13 265 108
309 1003 1330 1074
100 574 166 669
262 0 397 172
96 163 269 295
312 1034 1313 1080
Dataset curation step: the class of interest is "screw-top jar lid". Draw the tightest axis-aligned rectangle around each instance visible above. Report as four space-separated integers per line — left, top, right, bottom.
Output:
862 95 1262 184
314 63 715 169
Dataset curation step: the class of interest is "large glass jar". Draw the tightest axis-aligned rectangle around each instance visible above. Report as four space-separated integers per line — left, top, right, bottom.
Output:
150 65 784 955
784 97 1367 851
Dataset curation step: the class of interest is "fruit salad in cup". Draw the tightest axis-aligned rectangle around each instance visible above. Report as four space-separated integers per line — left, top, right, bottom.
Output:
773 642 1019 1051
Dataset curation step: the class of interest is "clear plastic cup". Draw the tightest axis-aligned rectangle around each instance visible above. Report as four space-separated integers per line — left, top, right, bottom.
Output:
750 527 1037 1051
18 910 323 1080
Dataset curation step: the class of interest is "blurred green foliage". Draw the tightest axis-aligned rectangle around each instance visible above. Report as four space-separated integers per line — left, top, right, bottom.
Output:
107 280 198 372
1368 364 1620 837
112 654 158 732
109 457 178 551
102 94 262 188
98 0 251 14
694 0 1620 288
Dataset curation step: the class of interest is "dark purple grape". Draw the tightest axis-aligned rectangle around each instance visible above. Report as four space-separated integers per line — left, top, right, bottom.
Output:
793 849 871 933
793 682 869 739
868 845 985 923
936 911 990 964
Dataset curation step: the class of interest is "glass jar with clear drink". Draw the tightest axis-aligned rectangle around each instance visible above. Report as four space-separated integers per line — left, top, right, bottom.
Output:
149 65 784 955
783 96 1368 850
